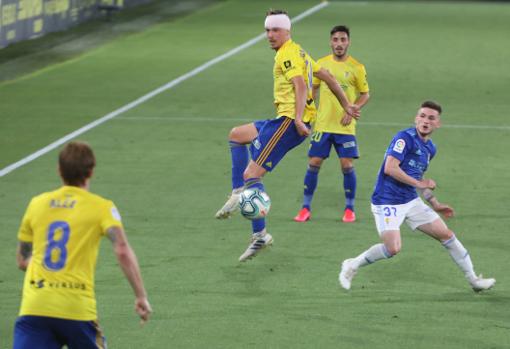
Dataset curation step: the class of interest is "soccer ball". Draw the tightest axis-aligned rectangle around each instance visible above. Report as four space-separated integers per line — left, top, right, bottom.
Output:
239 188 271 220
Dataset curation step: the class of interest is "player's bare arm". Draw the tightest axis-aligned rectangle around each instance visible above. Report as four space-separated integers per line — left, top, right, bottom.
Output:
291 75 310 136
340 91 370 126
418 188 455 218
354 91 370 109
313 68 359 118
107 226 152 323
312 84 320 102
384 155 436 189
16 241 32 271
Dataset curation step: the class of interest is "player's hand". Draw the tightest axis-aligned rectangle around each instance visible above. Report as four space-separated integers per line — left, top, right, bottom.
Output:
294 119 310 136
341 113 353 126
135 297 152 326
433 203 455 219
417 178 436 190
345 105 360 119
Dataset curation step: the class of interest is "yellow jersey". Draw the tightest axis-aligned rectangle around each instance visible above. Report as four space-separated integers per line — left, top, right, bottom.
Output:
312 54 369 134
17 186 123 321
273 39 321 123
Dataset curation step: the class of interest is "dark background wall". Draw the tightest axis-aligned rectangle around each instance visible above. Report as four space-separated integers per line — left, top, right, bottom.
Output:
0 0 150 49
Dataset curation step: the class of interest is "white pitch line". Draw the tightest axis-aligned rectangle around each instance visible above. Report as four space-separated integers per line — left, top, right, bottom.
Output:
116 116 510 131
0 2 330 178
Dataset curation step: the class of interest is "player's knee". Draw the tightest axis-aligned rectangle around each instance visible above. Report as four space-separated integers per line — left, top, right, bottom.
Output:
309 157 323 167
340 158 354 169
229 127 240 141
385 244 401 256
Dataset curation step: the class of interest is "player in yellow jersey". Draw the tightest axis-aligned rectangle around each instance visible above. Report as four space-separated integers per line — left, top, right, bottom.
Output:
294 25 370 223
13 142 152 349
215 11 360 262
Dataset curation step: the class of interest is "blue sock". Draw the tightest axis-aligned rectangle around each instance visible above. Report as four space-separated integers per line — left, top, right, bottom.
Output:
342 167 356 211
245 178 266 234
303 165 320 210
230 141 248 190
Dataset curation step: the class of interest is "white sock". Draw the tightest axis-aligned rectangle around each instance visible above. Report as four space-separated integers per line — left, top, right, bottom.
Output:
442 235 476 281
353 243 392 268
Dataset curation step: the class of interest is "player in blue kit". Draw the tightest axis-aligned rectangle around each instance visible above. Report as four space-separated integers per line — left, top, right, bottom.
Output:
339 101 496 292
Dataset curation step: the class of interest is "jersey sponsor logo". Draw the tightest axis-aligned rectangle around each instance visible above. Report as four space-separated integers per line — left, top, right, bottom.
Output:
343 141 356 148
408 159 427 172
30 279 86 290
30 279 45 289
393 139 406 153
111 207 122 221
415 149 422 156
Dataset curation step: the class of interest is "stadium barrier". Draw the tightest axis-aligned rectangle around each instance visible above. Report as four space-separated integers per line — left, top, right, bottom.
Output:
0 0 150 49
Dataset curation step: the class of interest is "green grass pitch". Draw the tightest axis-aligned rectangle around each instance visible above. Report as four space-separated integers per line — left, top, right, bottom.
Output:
1 1 509 348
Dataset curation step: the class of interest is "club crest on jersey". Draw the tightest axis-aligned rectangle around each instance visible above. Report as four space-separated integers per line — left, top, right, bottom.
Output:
393 139 406 153
283 60 292 69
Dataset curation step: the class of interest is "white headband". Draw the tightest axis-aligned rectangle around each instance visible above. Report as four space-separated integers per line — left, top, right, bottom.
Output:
264 14 291 30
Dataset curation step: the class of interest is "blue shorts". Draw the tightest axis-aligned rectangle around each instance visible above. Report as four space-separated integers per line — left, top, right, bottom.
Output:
308 131 359 159
13 315 106 349
251 117 308 172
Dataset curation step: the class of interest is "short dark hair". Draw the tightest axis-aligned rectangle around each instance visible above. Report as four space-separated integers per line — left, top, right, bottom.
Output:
330 25 350 37
266 9 288 16
59 141 96 186
421 100 442 114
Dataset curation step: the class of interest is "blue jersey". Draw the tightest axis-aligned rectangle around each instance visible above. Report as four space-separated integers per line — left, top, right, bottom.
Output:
372 127 436 205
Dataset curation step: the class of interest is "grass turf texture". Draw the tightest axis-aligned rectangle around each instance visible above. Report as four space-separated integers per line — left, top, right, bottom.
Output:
1 0 510 348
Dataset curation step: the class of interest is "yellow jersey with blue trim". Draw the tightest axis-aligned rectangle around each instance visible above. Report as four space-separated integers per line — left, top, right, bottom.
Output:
17 186 123 321
273 39 321 123
312 54 369 134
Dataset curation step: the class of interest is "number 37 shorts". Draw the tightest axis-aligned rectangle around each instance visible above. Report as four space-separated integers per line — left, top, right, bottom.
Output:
371 197 440 235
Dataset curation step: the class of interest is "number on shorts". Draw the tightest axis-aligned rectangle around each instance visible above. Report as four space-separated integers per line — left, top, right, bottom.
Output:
383 207 397 217
311 131 323 142
43 221 70 271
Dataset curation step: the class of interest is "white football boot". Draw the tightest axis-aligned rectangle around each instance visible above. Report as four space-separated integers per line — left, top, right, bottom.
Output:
215 188 243 219
469 274 496 292
339 258 358 290
239 231 273 262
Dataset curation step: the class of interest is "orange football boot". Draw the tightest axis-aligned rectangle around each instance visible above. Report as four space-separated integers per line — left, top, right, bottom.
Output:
342 208 356 223
294 207 311 222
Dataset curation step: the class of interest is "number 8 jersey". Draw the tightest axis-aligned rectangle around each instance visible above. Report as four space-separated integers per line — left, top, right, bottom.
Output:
17 186 123 321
